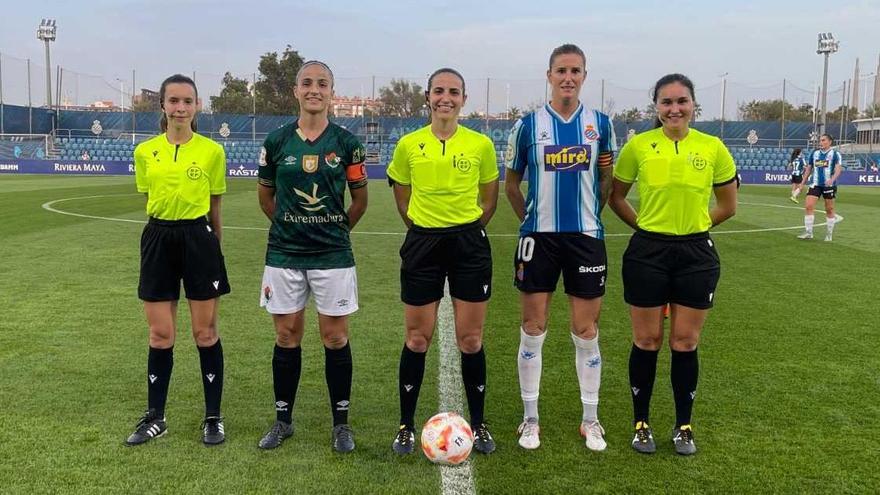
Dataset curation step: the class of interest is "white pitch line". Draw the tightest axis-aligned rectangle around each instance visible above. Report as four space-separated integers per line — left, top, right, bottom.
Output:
436 288 476 495
41 195 829 237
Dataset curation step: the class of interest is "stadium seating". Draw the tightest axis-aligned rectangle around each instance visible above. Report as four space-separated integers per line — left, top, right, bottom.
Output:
7 133 858 173
0 137 46 159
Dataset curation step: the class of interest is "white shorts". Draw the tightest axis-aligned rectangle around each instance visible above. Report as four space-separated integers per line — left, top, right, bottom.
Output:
260 266 359 316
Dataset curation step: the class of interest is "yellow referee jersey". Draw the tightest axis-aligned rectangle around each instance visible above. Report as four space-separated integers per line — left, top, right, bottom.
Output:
134 133 227 220
387 125 498 228
614 127 736 235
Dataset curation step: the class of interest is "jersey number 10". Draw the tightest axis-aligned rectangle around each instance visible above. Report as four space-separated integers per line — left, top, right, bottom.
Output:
517 237 535 262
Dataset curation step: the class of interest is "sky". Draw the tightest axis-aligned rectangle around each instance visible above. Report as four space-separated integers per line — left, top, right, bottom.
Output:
1 0 879 119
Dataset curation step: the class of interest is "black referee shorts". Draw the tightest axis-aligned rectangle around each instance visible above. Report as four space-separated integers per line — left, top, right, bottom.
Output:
399 221 492 306
622 230 719 310
138 217 231 302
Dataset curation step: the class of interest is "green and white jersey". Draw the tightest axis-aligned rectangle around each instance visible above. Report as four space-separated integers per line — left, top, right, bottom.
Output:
259 120 367 269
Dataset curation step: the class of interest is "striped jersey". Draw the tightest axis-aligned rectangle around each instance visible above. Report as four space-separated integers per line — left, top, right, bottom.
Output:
506 103 616 238
807 148 842 187
791 155 806 175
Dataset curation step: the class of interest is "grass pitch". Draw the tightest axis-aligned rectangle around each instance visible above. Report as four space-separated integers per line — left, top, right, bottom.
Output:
0 176 877 493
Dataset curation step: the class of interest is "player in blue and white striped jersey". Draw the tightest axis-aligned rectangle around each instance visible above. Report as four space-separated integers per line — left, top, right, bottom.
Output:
798 134 843 241
504 43 616 452
788 148 807 203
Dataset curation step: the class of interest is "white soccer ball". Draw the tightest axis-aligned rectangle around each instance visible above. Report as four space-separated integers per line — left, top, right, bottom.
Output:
421 412 474 465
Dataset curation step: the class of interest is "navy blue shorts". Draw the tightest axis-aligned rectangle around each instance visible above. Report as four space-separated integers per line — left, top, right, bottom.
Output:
807 185 837 199
513 233 607 299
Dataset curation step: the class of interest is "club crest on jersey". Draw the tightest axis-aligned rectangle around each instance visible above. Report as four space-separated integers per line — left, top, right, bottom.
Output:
303 155 319 173
325 152 341 168
544 145 592 172
583 124 600 142
186 166 202 180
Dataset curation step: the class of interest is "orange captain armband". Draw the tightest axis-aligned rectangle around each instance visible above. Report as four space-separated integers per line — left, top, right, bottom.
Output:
597 151 614 168
346 162 367 184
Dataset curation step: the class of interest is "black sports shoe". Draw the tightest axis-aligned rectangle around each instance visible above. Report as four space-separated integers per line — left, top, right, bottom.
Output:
332 424 355 453
125 409 167 446
392 425 415 455
631 421 656 454
202 416 225 445
258 420 293 450
672 424 697 456
472 423 496 454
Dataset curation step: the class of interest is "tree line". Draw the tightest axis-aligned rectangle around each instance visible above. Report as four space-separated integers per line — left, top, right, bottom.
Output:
132 46 880 121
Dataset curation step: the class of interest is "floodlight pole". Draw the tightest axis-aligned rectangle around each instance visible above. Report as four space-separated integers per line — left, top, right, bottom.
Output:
819 52 830 134
37 19 57 108
816 32 839 136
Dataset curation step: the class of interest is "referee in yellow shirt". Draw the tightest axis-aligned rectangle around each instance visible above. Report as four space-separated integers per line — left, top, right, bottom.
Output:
387 68 499 456
125 74 230 446
609 74 737 456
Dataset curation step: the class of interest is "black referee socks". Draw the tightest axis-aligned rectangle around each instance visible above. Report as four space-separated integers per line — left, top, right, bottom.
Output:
147 346 173 417
197 339 224 417
272 344 301 424
324 343 353 426
629 344 659 424
671 348 699 428
398 345 427 429
461 347 487 427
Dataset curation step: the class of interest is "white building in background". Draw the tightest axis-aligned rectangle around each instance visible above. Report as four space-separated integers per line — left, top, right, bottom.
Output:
848 117 880 152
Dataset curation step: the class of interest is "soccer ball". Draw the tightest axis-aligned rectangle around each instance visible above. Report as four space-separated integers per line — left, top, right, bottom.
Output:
421 412 474 465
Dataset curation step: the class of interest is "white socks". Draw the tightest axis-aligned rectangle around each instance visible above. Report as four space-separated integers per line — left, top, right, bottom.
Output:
518 327 545 419
826 215 836 235
804 214 815 235
519 327 603 423
572 332 601 423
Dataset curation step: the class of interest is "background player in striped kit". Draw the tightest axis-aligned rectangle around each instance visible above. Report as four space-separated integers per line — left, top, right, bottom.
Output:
505 44 616 451
798 134 843 241
788 148 807 203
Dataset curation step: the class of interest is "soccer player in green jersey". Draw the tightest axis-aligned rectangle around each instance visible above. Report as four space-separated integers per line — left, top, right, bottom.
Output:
609 74 738 456
256 61 368 453
387 68 499 455
126 74 230 446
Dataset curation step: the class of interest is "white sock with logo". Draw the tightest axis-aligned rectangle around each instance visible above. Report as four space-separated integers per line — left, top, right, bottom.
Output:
826 215 836 235
518 327 545 420
804 214 814 235
572 331 601 422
